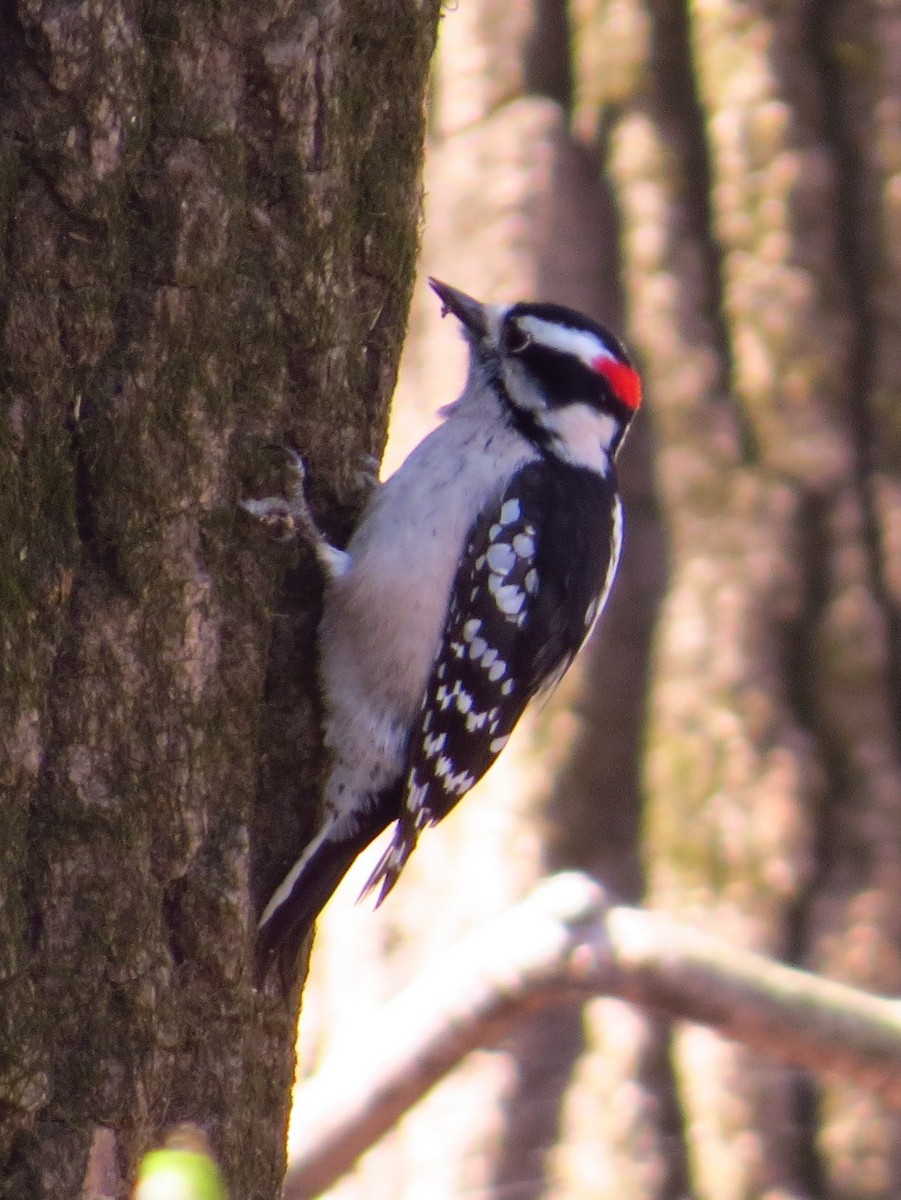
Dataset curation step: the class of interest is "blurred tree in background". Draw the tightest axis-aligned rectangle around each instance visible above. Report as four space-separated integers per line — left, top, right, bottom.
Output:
300 3 901 1199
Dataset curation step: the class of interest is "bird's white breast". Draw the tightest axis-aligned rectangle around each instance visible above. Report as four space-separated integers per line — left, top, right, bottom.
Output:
318 389 536 796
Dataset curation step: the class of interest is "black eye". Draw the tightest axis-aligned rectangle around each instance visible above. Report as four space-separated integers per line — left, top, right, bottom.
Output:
503 323 531 354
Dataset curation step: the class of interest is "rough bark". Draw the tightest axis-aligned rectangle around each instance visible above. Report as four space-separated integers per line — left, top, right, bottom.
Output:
0 1 439 1196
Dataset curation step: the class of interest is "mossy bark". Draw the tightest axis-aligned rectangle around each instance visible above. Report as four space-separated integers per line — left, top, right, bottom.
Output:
0 1 439 1196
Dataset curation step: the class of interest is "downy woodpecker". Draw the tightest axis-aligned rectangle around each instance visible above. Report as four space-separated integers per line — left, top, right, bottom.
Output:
246 279 641 968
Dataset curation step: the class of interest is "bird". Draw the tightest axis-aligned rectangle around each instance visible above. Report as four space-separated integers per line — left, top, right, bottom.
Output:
245 278 641 973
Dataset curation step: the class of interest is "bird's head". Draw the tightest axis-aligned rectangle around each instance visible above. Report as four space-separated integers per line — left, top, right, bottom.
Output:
430 278 641 469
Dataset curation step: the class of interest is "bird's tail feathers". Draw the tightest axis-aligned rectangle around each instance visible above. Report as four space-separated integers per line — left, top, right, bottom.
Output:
357 813 419 909
256 803 394 983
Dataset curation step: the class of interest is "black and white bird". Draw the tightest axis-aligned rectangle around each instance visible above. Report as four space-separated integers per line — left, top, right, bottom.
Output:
247 279 641 970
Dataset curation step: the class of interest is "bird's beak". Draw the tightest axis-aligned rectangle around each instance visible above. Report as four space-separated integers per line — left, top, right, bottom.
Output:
429 278 490 339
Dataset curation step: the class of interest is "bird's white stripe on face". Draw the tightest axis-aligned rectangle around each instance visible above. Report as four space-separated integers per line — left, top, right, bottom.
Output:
517 316 616 369
535 403 618 474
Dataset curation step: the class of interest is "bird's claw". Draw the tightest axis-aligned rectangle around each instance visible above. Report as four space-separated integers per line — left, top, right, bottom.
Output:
241 449 317 544
239 496 302 542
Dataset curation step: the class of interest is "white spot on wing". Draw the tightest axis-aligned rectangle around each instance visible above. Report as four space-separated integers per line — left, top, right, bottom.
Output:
486 542 516 574
408 775 428 813
488 573 526 615
499 498 521 524
433 755 476 796
423 731 447 757
512 532 535 558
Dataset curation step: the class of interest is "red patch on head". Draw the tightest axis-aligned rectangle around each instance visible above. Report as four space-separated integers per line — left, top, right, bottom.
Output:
591 356 642 411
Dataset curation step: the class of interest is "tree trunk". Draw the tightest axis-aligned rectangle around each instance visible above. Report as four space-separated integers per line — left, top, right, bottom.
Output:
0 1 439 1196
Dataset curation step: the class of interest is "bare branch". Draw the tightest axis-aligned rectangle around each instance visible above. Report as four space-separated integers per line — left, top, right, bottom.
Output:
283 872 901 1200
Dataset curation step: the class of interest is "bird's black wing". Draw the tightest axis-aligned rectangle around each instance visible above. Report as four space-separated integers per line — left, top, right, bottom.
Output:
361 458 622 903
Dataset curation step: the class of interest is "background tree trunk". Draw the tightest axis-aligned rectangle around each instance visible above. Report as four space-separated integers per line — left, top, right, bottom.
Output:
0 2 439 1196
300 2 901 1199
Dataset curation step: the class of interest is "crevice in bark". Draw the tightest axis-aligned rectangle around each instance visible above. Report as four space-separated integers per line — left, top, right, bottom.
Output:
489 1004 585 1200
649 0 759 466
162 877 189 967
782 491 849 960
807 0 901 746
793 1071 828 1199
523 0 572 111
653 1023 693 1200
779 488 845 1188
311 44 327 173
0 5 25 343
69 407 111 575
0 3 42 157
